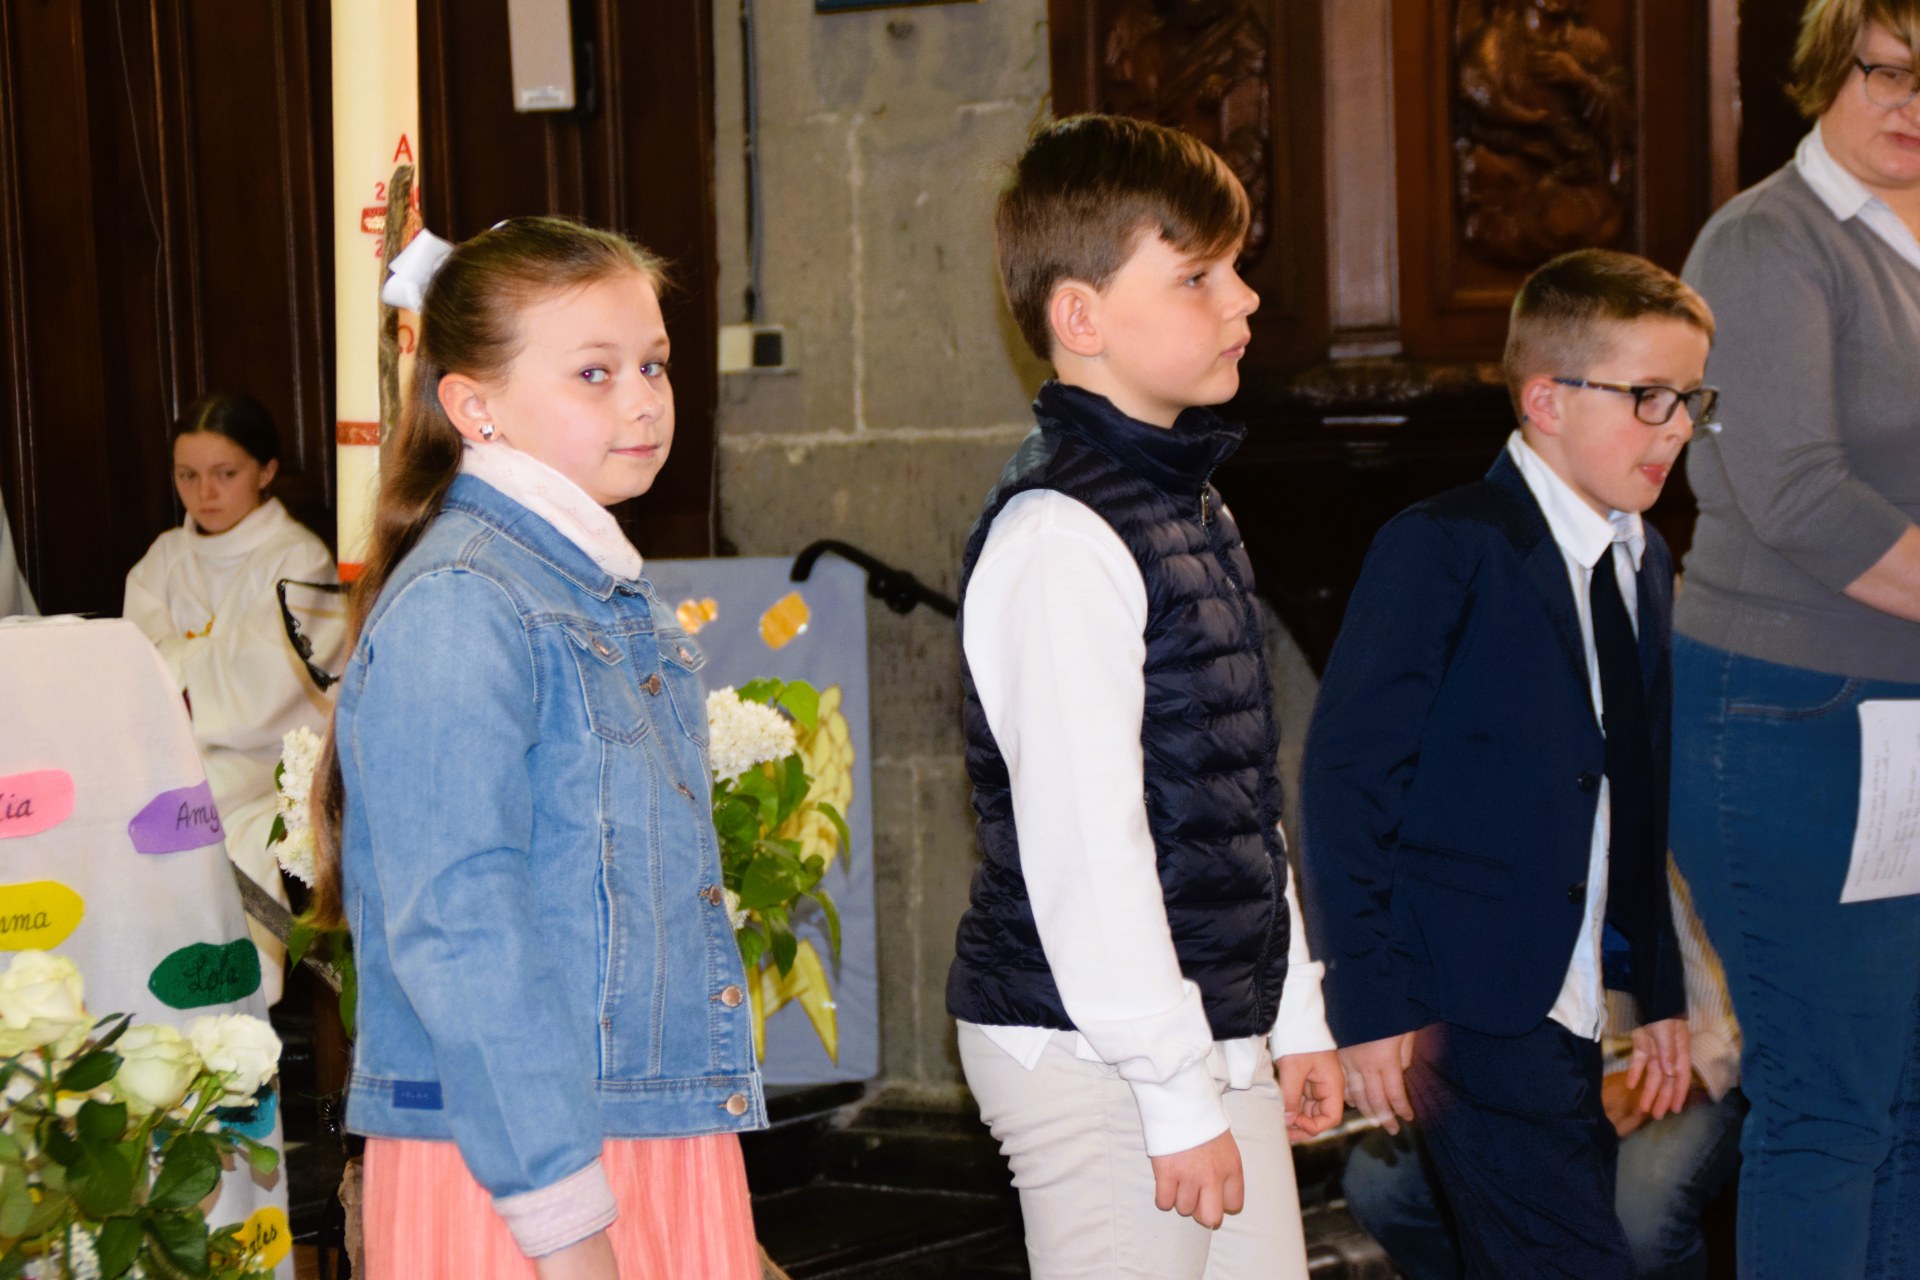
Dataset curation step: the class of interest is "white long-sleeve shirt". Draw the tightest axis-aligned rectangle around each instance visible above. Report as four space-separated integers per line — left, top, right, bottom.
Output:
959 488 1335 1157
1506 432 1644 1042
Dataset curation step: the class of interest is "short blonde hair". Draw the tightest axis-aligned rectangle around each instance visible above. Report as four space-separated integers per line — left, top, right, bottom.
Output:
1790 0 1920 118
1504 250 1715 416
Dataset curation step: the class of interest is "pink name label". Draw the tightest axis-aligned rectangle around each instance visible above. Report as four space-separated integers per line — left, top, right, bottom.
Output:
128 781 225 854
0 771 76 840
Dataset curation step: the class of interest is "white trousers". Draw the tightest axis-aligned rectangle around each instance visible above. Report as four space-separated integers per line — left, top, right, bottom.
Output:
958 1022 1311 1280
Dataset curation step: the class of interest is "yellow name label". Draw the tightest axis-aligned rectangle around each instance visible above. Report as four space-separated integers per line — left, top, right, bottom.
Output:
0 882 83 950
234 1206 292 1268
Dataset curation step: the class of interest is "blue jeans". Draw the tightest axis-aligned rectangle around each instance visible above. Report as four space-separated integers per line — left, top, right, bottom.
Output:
1670 635 1920 1280
1342 1090 1745 1280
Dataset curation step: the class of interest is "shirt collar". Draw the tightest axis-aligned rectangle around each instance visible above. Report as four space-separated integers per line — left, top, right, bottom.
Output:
1798 124 1880 222
1505 432 1645 571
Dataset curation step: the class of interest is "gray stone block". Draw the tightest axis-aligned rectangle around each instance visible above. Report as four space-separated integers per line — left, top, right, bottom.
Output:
871 759 921 1081
858 104 1052 430
915 760 976 1085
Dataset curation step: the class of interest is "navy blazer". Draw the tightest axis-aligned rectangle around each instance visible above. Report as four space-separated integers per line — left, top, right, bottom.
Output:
1300 451 1686 1047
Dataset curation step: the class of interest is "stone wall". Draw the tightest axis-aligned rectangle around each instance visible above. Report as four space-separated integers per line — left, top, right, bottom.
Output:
708 0 1321 1093
711 0 1051 1090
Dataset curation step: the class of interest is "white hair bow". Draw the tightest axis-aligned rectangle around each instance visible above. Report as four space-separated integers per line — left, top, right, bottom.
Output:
380 230 455 312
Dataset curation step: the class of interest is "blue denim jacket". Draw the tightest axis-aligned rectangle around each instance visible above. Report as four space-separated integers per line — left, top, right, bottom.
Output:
337 475 765 1202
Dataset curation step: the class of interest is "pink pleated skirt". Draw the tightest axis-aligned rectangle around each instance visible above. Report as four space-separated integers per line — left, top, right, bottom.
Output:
362 1134 761 1279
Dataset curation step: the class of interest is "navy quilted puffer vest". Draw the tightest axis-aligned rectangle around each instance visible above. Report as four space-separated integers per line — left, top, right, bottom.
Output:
945 382 1290 1040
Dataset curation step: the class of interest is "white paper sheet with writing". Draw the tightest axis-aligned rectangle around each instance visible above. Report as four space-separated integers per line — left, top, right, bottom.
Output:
1841 700 1920 904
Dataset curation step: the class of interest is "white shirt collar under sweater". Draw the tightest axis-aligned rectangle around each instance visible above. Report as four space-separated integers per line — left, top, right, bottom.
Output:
1797 124 1920 272
459 442 643 581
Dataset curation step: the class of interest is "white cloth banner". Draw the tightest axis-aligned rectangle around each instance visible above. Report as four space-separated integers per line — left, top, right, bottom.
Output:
0 616 291 1275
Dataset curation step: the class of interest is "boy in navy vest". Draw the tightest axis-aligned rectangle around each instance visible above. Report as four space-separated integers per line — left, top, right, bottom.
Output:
946 115 1342 1280
1301 249 1712 1279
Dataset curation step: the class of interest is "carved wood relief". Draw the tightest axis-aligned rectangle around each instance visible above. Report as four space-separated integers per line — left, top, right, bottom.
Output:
1099 0 1274 265
1454 0 1633 269
1050 0 1328 369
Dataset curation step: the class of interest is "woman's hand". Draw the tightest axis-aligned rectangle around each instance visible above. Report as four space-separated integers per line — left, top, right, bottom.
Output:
533 1231 619 1280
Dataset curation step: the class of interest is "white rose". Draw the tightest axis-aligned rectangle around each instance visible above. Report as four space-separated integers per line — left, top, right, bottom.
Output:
112 1024 201 1116
185 1014 281 1105
0 951 89 1057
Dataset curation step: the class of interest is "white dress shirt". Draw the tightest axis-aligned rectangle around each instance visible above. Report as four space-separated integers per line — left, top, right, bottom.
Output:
1506 432 1644 1042
1797 124 1920 272
958 487 1335 1157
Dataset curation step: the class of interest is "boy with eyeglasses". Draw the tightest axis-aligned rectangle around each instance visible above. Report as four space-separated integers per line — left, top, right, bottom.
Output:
1299 248 1715 1279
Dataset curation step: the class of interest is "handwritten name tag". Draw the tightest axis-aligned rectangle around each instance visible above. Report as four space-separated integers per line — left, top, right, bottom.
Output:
234 1207 292 1269
0 882 85 950
127 781 224 854
148 939 261 1009
0 771 75 840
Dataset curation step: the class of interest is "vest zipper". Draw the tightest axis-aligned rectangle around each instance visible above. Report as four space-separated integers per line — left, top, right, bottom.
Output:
1198 469 1216 527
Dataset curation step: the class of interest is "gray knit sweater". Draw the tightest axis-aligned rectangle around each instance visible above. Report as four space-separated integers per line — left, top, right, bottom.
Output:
1679 165 1920 683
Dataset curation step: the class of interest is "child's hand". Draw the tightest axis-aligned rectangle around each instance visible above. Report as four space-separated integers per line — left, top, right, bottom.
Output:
1276 1049 1344 1143
1337 1032 1417 1134
1627 1017 1691 1122
1149 1130 1244 1230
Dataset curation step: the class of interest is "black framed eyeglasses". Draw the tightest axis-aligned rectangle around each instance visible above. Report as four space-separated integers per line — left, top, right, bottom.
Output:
1552 378 1720 427
1855 57 1920 110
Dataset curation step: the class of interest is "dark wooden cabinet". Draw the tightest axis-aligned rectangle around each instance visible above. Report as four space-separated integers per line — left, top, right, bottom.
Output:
0 0 334 617
0 0 717 617
1046 0 1803 666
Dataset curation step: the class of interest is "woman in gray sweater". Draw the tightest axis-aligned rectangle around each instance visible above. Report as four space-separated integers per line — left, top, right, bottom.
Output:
1671 3 1920 1277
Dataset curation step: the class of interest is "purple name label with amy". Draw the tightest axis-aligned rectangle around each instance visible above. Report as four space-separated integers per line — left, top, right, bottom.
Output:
128 781 224 854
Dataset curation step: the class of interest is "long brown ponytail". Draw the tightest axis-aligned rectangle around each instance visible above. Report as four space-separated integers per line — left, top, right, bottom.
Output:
306 217 666 928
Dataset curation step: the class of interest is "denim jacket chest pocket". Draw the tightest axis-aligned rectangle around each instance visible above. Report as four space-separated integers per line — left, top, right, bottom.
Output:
563 622 652 747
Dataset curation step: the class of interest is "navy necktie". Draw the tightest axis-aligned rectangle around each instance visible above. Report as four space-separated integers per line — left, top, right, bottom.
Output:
1590 546 1654 867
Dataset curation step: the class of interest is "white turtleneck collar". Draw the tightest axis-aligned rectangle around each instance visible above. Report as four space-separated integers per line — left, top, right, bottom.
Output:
458 442 644 581
185 497 296 560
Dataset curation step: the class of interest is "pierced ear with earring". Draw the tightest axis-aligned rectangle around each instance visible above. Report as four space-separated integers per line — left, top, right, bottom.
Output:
478 422 496 440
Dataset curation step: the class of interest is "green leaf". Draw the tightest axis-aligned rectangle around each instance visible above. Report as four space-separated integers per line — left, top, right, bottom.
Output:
241 1138 279 1179
0 1163 31 1237
335 935 358 1039
816 801 851 855
775 754 811 823
76 1100 128 1146
58 1050 122 1094
712 796 759 855
0 1131 23 1162
17 1187 69 1239
97 1215 142 1277
774 681 819 733
43 1124 80 1167
0 1249 23 1280
89 1015 133 1054
764 908 798 976
146 1208 211 1278
70 1144 136 1218
148 1134 220 1212
737 854 806 910
733 769 778 825
805 888 843 961
734 678 781 705
286 920 319 971
735 925 766 971
267 814 286 847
